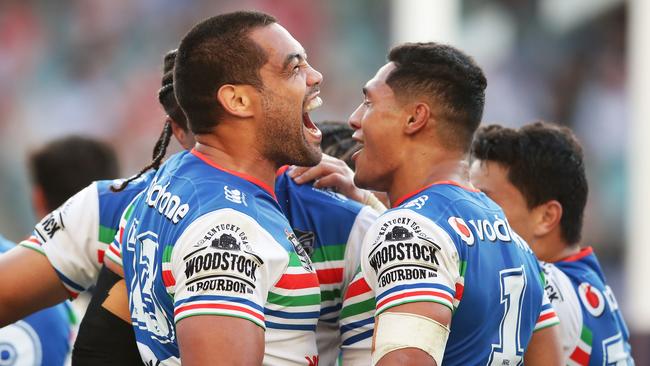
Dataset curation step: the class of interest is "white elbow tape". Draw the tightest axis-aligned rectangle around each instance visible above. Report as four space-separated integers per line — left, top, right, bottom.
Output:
372 312 450 365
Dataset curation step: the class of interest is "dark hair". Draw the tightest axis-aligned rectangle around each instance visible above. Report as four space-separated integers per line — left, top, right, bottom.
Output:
387 42 487 151
174 11 277 134
30 136 119 211
112 49 181 192
317 121 359 169
471 121 588 244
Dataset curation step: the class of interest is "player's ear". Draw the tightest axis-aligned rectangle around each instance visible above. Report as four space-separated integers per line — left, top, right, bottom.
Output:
532 200 562 237
216 84 256 118
404 102 430 135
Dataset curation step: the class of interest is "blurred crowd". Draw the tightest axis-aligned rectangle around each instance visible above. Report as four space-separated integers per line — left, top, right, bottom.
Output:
0 0 627 290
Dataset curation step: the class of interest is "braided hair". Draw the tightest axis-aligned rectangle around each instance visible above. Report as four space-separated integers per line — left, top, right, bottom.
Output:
111 50 180 192
317 121 359 169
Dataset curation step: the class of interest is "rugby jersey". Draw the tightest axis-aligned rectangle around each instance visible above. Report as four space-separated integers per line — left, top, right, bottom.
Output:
19 173 152 298
108 150 320 365
544 248 633 365
0 236 74 366
339 182 559 365
275 167 378 366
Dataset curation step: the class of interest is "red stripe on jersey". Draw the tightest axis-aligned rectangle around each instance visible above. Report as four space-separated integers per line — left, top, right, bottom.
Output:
119 227 124 245
26 236 41 245
569 346 590 366
537 311 557 323
344 278 372 300
162 270 176 287
174 303 264 322
108 244 121 258
97 249 105 264
316 268 343 285
274 272 319 290
376 290 453 310
454 282 464 301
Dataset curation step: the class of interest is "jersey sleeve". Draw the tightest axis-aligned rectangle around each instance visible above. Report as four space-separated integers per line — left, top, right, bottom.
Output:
533 264 562 332
171 209 282 329
361 209 461 315
342 206 379 292
19 183 101 297
542 263 581 357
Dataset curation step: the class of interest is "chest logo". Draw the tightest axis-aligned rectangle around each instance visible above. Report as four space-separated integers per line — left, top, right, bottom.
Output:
578 282 605 317
447 217 475 245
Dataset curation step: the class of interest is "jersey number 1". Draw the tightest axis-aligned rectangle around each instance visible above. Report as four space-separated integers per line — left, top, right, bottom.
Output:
488 267 526 366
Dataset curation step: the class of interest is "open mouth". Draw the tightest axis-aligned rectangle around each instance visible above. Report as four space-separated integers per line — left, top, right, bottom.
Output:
302 95 323 144
351 143 363 162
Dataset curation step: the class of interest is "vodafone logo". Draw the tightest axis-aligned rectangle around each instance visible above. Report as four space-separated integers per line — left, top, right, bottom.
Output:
578 282 605 317
448 217 475 245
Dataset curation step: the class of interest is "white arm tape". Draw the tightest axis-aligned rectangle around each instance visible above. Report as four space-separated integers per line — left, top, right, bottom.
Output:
372 311 450 365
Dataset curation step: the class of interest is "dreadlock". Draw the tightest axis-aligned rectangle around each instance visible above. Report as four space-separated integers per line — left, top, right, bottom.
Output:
111 50 178 192
317 121 359 169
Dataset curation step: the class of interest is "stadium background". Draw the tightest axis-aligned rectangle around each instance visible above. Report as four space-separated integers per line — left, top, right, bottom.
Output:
0 0 646 361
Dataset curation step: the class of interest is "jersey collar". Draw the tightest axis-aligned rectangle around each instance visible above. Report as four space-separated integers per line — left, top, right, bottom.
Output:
191 149 277 200
392 180 480 208
558 246 593 262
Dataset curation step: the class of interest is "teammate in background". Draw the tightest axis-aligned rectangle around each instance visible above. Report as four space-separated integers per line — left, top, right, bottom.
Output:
105 11 325 365
338 42 562 366
0 136 118 365
29 136 120 215
470 122 634 365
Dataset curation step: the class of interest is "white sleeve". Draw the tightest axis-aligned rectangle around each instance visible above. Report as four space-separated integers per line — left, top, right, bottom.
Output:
19 183 100 296
171 209 284 328
542 263 581 361
361 209 461 315
343 206 378 292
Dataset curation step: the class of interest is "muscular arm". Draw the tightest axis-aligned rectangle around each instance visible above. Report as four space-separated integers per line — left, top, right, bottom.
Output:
0 246 68 326
177 315 265 366
375 302 451 366
524 325 563 366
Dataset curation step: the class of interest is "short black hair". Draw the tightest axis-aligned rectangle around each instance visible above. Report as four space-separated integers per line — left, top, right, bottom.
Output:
174 11 277 134
30 136 119 211
387 42 487 151
317 121 358 169
471 121 588 245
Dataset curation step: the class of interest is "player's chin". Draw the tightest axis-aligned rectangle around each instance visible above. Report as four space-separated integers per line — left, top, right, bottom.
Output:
297 143 322 167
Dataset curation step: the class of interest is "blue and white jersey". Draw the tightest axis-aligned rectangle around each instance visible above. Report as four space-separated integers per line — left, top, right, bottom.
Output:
544 248 633 365
339 182 558 365
0 236 74 366
109 150 321 366
19 173 152 298
276 167 378 366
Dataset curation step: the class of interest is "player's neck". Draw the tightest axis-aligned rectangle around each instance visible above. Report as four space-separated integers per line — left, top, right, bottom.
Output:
193 135 277 192
388 152 471 207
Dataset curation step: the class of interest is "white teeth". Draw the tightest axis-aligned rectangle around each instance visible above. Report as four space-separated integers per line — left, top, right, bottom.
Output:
304 96 323 112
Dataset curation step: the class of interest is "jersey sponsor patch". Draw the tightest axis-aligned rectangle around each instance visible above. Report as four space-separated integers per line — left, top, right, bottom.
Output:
447 217 474 245
368 218 441 290
285 229 314 272
34 210 65 242
145 177 190 224
184 224 263 296
578 282 605 317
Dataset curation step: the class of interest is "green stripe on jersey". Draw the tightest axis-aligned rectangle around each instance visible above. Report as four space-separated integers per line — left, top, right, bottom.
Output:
267 292 321 307
459 260 467 276
340 297 376 319
321 289 342 302
162 245 173 262
310 244 345 263
99 225 117 244
124 202 136 220
539 270 546 287
581 325 593 345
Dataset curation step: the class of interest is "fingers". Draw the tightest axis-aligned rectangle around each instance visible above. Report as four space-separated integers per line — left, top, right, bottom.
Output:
290 154 352 184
